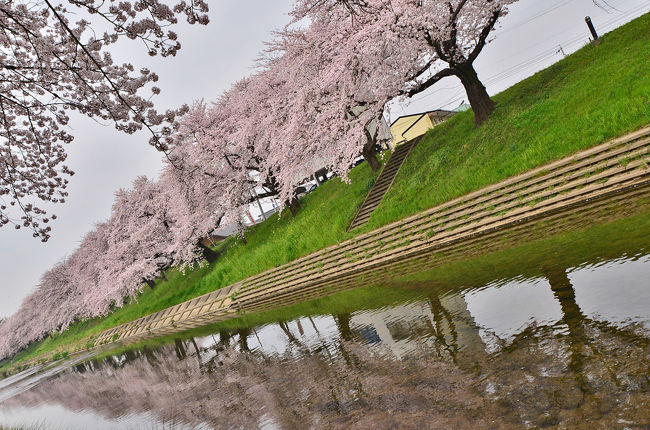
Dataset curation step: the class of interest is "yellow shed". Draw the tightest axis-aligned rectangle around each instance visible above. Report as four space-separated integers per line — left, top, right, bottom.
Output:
389 110 456 146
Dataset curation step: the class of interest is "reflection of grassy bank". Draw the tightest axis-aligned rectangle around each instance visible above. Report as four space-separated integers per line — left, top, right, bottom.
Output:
92 200 650 362
1 162 380 373
3 14 650 372
391 200 650 294
89 283 419 362
1 259 218 372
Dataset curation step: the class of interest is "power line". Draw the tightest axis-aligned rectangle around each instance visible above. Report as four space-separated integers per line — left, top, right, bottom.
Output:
495 0 579 36
483 1 650 88
395 1 650 116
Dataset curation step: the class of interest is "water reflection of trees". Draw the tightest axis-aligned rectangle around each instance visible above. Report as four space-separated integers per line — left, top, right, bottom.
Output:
4 265 649 429
5 334 520 429
479 264 650 427
329 264 650 428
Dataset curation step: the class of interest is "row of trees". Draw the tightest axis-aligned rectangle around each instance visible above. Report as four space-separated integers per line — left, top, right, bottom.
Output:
0 0 519 359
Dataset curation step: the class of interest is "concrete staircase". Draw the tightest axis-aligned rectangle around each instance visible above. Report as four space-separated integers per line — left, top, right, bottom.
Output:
348 139 419 231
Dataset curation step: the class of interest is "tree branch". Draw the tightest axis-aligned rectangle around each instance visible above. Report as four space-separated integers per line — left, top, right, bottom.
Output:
467 8 501 64
407 67 456 97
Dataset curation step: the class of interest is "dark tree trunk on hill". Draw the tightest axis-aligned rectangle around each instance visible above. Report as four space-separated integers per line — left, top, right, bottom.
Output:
408 61 495 127
453 62 495 127
404 6 502 127
145 279 156 290
288 197 301 217
160 271 168 282
362 143 381 171
363 125 381 171
198 241 219 263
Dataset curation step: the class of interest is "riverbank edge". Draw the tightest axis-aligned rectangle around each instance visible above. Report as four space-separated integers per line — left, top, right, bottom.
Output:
6 125 649 375
3 12 650 375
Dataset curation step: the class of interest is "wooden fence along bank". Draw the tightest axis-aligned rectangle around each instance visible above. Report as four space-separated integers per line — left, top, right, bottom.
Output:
12 126 650 371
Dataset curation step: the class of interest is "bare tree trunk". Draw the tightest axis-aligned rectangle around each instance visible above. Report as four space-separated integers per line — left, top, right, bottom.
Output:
145 279 156 290
308 316 320 333
287 197 301 217
278 320 299 344
174 339 187 360
335 313 353 341
543 265 590 393
334 313 358 367
363 127 381 171
454 62 495 127
189 337 202 367
198 241 219 263
160 271 168 282
218 330 232 349
428 292 459 360
237 328 252 352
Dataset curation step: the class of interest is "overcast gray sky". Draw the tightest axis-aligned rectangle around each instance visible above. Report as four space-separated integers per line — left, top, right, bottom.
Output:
0 0 648 319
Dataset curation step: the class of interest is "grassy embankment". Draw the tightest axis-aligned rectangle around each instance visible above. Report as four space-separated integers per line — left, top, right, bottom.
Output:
3 13 649 370
87 186 650 361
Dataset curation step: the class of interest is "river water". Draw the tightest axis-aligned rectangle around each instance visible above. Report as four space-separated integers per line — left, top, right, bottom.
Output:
1 187 649 429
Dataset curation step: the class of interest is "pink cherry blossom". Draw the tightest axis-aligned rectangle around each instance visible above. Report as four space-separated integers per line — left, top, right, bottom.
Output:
0 0 208 241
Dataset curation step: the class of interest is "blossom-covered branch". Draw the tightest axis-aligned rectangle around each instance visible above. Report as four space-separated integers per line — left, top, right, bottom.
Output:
0 0 208 241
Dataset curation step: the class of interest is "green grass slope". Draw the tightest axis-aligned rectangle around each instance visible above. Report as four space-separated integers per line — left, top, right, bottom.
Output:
369 14 650 228
3 13 649 370
2 162 380 368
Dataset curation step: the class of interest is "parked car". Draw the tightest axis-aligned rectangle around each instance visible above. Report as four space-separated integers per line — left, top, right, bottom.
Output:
352 155 365 167
295 181 318 198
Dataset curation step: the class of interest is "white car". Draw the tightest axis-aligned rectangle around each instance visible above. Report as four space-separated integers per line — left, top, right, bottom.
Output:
295 181 318 198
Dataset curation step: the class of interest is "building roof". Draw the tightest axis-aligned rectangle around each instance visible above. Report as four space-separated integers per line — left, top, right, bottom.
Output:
389 109 456 127
452 102 471 112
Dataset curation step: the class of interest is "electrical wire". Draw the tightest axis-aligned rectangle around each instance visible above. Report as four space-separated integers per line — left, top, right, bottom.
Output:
404 0 650 114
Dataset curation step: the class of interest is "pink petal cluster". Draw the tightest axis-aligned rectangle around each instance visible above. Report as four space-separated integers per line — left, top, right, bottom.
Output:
0 0 209 241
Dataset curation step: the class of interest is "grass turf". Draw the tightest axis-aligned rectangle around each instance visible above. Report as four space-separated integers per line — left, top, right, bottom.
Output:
3 13 649 371
367 13 650 229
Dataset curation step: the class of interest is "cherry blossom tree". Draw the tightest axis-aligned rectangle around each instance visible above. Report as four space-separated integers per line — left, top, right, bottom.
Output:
161 101 256 261
166 91 302 220
0 0 209 242
159 159 229 265
0 258 86 357
103 177 176 291
31 260 84 332
399 0 516 125
66 222 116 316
254 11 408 198
185 25 399 212
222 72 305 213
293 0 517 126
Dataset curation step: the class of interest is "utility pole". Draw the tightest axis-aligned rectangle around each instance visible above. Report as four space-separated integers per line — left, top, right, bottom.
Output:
250 187 266 221
585 16 600 46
